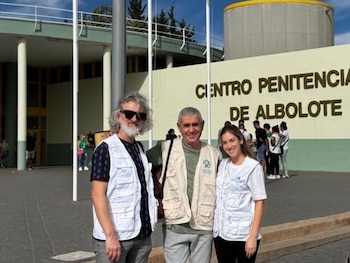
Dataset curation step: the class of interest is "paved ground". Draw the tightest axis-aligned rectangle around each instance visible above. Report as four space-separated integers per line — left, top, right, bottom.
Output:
0 166 349 263
265 236 350 263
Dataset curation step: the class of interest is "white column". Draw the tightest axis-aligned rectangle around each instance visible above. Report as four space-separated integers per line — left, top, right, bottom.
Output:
166 54 173 68
17 38 27 170
103 45 112 131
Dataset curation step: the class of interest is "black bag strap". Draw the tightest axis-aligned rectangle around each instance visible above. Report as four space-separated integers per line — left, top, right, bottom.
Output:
160 139 174 196
280 138 289 147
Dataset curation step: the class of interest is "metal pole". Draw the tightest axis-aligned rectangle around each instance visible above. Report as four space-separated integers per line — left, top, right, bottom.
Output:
17 38 27 171
112 0 126 109
148 0 153 149
206 0 212 145
72 0 78 201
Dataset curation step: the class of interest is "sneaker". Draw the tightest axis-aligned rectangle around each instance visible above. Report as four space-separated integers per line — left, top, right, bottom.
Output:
84 166 89 171
282 174 289 179
78 167 82 171
276 175 281 179
266 174 277 179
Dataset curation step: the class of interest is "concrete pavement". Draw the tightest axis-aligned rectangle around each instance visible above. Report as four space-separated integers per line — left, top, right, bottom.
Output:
0 166 349 262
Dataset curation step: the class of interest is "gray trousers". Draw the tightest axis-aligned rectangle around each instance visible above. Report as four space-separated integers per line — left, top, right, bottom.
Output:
92 237 152 263
163 228 213 263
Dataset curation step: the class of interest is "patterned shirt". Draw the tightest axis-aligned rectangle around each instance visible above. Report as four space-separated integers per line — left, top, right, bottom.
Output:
90 140 151 239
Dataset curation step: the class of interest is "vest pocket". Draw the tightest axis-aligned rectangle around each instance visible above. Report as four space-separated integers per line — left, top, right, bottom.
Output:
197 182 215 226
110 203 135 231
201 182 215 205
163 198 185 219
226 193 240 208
223 214 252 237
113 166 134 200
197 205 214 225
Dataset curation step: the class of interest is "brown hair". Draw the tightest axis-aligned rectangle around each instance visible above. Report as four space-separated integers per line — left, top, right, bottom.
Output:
220 124 256 159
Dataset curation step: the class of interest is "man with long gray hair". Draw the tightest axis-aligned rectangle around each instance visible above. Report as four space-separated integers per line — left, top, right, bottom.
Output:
90 92 157 263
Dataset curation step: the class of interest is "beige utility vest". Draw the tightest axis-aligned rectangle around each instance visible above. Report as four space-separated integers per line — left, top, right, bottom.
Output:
161 139 219 230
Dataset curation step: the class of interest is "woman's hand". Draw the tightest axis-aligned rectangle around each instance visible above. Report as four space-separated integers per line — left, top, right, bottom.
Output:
245 235 257 258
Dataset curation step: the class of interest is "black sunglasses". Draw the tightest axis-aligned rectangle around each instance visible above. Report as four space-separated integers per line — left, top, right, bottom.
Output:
120 110 147 121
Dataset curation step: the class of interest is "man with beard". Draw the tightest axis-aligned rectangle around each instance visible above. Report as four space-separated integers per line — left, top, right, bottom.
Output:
90 92 158 263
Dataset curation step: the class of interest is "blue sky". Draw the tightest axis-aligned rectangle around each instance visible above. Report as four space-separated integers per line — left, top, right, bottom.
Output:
6 0 350 45
83 0 350 45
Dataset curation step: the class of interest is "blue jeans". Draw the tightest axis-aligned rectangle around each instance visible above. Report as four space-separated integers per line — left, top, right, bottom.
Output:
78 151 88 168
92 237 152 263
1 151 8 167
256 144 266 162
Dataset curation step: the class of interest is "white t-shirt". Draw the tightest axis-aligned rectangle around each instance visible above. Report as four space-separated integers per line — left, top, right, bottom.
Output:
269 133 281 154
280 130 289 150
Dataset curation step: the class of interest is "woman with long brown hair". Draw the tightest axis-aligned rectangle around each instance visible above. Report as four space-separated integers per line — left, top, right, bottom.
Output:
213 124 267 263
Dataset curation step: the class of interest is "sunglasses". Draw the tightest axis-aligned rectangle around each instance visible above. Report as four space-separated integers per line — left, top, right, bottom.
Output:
120 110 147 121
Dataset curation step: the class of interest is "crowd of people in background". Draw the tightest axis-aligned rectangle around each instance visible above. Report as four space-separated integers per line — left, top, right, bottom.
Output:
219 119 290 180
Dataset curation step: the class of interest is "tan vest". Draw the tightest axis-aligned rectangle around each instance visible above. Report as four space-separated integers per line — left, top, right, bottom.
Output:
161 139 219 230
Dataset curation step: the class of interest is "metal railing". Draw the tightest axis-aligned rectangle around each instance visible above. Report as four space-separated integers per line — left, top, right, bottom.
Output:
0 2 223 50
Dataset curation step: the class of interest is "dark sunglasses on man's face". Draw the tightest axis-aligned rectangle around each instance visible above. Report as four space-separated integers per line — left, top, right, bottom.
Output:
120 110 147 121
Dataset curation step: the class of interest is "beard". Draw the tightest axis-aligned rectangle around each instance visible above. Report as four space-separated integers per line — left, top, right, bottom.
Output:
120 121 141 137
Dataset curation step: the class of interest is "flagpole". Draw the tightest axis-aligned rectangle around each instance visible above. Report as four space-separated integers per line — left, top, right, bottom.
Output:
72 0 78 201
206 0 211 145
148 0 153 149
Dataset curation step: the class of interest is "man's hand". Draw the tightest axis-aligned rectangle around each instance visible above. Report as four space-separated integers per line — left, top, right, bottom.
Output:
105 234 121 262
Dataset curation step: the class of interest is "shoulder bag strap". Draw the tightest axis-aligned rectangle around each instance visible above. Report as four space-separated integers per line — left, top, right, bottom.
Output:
161 139 174 194
281 138 289 147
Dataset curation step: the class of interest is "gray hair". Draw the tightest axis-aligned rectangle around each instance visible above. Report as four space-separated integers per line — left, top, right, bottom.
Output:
177 107 204 125
109 92 153 134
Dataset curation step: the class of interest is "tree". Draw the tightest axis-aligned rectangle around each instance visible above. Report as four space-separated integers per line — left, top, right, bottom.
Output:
178 19 195 42
88 0 196 41
90 4 112 27
153 9 169 37
167 5 176 36
127 0 147 31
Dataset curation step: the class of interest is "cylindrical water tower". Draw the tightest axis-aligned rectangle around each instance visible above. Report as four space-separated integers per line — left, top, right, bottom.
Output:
224 0 334 60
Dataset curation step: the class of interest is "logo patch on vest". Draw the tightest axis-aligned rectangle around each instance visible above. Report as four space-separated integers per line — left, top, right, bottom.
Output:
202 160 212 174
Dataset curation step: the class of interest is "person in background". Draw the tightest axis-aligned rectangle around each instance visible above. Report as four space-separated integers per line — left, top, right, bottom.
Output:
263 123 272 176
279 121 290 178
239 123 251 145
266 125 281 180
77 134 90 171
161 107 220 263
0 139 9 168
253 120 268 175
165 128 177 140
26 131 36 170
90 92 157 263
238 119 245 128
213 124 267 263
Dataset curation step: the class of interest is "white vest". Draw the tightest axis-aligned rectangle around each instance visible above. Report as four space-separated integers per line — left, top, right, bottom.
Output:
161 139 219 230
92 135 158 241
213 157 263 241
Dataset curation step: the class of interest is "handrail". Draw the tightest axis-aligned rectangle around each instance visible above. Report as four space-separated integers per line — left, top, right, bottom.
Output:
79 11 84 36
152 22 158 46
0 1 223 50
180 28 185 50
33 5 37 31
